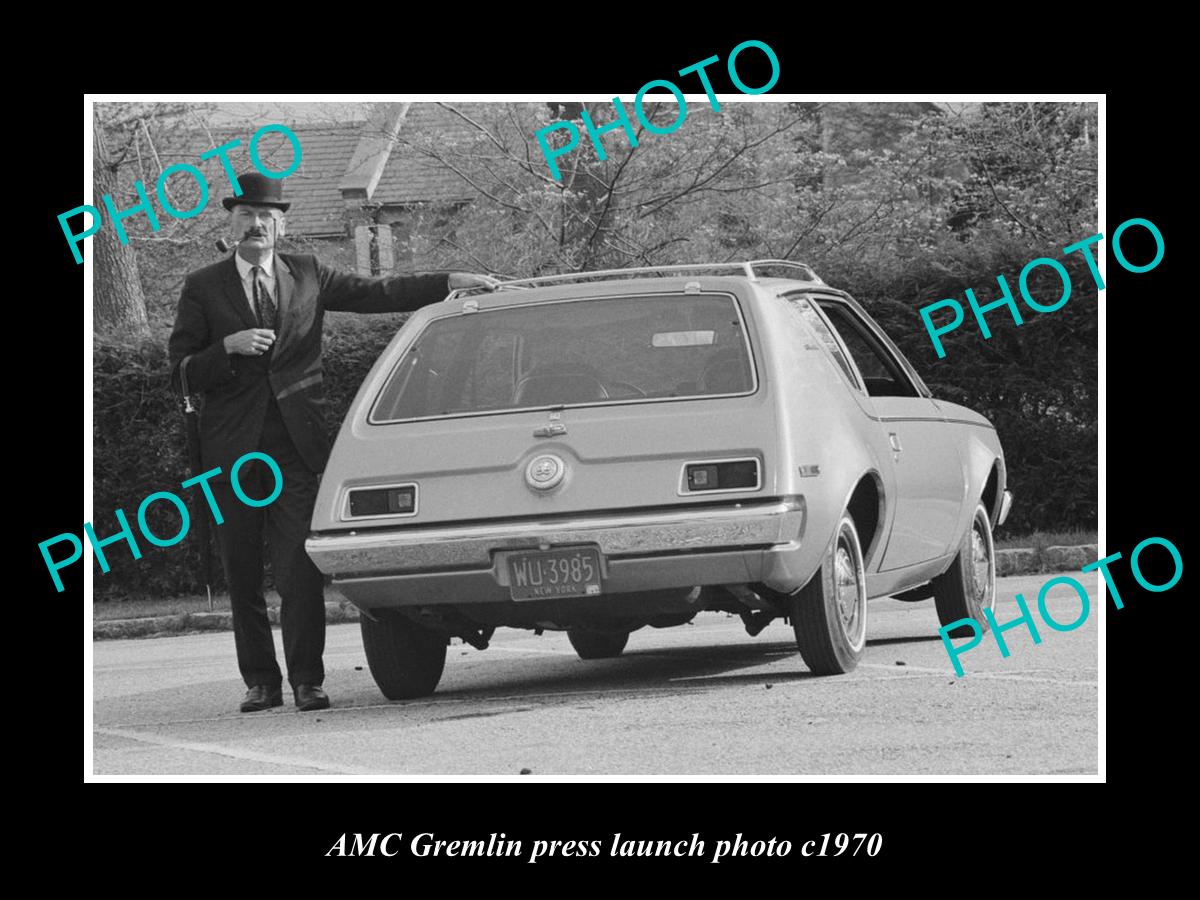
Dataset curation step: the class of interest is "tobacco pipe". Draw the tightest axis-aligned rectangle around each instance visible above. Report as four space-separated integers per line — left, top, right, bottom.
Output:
215 227 271 253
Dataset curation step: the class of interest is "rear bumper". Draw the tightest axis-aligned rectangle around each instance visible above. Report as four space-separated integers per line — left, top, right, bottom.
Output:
306 497 807 607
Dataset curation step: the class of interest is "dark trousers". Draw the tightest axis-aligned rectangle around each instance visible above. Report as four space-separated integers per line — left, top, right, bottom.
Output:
211 399 326 689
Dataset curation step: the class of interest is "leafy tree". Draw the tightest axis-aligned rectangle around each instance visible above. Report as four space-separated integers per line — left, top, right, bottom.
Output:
92 102 218 335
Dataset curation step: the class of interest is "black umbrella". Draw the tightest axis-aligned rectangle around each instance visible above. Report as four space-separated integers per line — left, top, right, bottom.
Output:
178 356 214 612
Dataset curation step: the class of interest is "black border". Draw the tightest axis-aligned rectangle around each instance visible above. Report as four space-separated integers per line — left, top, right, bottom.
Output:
60 58 1144 877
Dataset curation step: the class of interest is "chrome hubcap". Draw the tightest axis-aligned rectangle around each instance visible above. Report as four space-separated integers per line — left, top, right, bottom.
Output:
836 545 857 626
834 528 866 649
970 510 995 613
971 527 989 600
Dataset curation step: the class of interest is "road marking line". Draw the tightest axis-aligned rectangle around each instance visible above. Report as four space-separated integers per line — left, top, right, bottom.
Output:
95 727 385 775
860 664 1097 686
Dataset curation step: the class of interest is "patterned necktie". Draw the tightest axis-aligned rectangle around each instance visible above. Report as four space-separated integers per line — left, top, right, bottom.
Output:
251 265 277 330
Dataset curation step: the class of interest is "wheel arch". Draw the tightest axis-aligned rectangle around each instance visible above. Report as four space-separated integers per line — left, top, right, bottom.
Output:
980 456 1007 530
844 470 886 570
955 423 1006 538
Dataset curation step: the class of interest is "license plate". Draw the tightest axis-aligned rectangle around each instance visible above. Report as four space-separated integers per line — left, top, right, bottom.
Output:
507 548 603 601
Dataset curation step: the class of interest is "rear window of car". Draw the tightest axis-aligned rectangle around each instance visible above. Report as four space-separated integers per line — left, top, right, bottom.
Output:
370 293 755 422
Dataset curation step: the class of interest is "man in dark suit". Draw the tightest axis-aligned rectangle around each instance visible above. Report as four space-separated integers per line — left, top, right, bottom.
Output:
169 172 493 713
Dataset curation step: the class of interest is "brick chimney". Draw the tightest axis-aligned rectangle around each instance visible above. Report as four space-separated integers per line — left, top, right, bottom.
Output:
340 103 410 218
341 103 408 273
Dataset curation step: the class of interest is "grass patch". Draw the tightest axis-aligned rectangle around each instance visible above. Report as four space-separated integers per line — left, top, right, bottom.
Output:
92 590 351 621
93 593 245 621
994 529 1096 552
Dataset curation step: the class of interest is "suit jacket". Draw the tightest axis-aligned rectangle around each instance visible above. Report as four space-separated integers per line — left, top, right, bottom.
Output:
168 252 450 479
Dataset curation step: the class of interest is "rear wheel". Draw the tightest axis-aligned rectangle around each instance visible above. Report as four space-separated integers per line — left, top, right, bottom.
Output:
790 513 868 675
933 502 996 637
567 629 629 660
360 610 447 700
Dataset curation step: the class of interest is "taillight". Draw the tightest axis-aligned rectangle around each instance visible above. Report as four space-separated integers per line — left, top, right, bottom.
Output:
346 484 418 518
683 458 760 492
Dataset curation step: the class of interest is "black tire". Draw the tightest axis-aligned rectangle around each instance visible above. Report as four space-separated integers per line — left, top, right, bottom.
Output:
790 513 868 675
933 502 996 637
567 629 629 660
359 610 447 700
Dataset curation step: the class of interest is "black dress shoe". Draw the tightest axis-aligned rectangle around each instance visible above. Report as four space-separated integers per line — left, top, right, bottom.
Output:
294 684 330 712
240 685 283 713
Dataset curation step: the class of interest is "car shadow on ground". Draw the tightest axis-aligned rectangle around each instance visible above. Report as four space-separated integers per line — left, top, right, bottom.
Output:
378 626 945 708
95 626 949 725
425 636 814 700
864 634 946 647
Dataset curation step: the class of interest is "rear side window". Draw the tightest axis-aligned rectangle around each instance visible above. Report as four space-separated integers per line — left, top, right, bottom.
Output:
816 301 919 398
783 295 860 387
371 293 755 422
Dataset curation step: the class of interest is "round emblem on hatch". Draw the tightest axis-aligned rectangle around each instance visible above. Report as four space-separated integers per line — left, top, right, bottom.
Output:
525 454 566 491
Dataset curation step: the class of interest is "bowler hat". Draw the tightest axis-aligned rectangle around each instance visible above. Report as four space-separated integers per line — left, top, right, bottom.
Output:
222 172 290 212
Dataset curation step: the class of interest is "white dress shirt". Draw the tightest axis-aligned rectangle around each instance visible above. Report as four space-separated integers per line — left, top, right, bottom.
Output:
234 252 277 315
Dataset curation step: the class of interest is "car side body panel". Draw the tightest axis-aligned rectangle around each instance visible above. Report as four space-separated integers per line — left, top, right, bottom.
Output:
871 396 967 571
751 287 895 592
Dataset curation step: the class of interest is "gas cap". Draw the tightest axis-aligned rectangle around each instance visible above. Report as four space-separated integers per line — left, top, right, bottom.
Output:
525 454 566 491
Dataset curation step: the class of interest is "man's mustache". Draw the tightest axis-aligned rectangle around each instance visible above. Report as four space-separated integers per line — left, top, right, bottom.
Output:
216 227 273 253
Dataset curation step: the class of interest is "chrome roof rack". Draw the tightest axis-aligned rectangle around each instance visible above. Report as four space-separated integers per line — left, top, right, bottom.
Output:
444 259 823 302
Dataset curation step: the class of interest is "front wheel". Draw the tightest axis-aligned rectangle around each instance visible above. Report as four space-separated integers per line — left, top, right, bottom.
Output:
360 610 447 700
932 502 996 637
790 513 868 675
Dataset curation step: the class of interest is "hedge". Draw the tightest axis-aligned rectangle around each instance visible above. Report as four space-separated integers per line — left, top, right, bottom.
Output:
91 239 1096 600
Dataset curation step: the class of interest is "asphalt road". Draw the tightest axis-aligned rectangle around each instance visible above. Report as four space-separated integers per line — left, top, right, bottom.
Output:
91 572 1098 776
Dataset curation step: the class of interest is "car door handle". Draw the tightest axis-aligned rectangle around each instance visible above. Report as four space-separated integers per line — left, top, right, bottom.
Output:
889 432 903 453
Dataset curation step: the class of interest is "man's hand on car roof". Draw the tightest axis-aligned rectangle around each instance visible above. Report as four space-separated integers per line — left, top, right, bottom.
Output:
448 272 500 291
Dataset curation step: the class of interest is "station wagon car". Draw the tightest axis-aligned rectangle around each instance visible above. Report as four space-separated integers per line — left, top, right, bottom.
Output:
305 261 1013 699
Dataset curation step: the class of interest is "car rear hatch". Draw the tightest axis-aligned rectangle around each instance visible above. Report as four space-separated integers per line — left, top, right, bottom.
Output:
311 283 781 532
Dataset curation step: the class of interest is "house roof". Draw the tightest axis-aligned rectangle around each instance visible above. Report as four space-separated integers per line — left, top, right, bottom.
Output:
371 103 484 206
124 103 492 237
260 106 484 235
271 124 362 236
